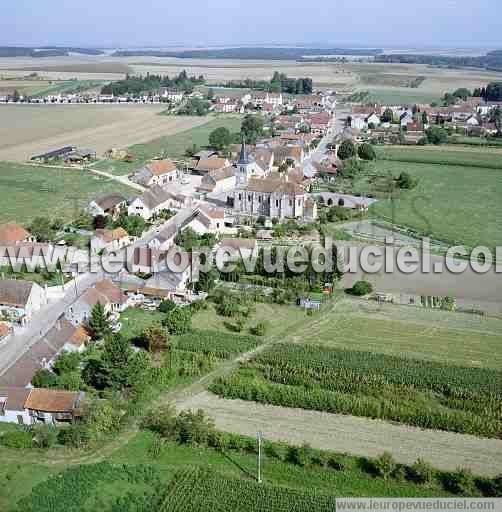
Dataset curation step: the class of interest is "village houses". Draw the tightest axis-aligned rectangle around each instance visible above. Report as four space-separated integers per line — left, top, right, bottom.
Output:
65 280 127 327
91 227 132 254
130 159 179 188
87 193 128 219
0 279 48 325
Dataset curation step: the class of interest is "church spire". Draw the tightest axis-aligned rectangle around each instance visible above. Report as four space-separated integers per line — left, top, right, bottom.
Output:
238 137 249 165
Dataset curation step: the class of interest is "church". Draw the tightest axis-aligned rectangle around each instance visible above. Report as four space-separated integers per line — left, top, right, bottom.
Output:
231 143 317 221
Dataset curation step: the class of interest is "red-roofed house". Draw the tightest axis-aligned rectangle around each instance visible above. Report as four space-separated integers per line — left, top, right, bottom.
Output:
0 223 34 245
64 280 126 327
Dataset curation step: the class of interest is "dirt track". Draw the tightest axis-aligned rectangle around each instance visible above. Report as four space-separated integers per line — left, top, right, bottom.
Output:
178 391 502 477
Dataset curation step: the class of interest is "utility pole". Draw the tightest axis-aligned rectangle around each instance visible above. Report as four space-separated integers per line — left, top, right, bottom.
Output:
257 431 263 484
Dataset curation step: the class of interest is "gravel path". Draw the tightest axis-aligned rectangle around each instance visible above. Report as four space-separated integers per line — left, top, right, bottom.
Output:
178 391 502 477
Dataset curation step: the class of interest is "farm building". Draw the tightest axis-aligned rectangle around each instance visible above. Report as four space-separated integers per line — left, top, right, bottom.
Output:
0 387 84 426
30 147 96 164
30 146 75 163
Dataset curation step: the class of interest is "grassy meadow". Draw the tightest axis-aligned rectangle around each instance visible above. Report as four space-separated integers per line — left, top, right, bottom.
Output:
291 298 502 369
362 87 442 106
0 162 134 224
356 148 502 249
0 432 455 511
92 115 242 175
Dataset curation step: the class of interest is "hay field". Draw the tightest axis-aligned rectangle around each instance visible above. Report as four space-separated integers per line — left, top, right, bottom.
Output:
0 105 210 161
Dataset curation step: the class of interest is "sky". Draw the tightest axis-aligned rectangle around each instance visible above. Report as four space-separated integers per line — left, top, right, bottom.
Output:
1 0 501 49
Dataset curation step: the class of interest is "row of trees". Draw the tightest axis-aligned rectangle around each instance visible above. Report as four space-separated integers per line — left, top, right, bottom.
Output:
473 82 502 101
337 140 376 161
101 71 205 96
221 72 313 95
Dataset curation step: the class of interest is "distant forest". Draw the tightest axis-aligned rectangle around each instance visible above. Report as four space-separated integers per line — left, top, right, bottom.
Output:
375 50 502 71
112 47 383 60
100 70 205 96
0 46 104 57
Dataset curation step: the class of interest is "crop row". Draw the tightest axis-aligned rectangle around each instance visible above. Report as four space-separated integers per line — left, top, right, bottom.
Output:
160 468 336 512
252 344 502 399
210 373 501 438
175 329 262 359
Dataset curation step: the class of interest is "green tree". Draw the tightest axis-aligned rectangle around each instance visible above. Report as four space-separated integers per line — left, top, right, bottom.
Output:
88 302 111 340
426 126 448 145
396 172 418 189
73 210 94 230
185 144 200 157
163 307 192 335
52 351 81 376
241 114 264 144
29 216 54 242
193 268 218 293
409 458 435 485
381 108 394 123
491 106 502 135
347 280 373 296
100 334 136 389
158 299 177 314
86 399 123 439
337 139 356 160
32 369 57 388
372 452 397 480
209 127 232 150
113 213 145 237
452 88 471 101
357 143 376 160
178 97 209 116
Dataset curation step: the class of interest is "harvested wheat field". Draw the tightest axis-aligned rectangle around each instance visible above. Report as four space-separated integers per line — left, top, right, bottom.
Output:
0 104 210 161
178 391 502 477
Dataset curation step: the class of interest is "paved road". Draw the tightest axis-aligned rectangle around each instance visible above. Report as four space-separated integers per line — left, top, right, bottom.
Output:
179 391 502 477
0 271 103 375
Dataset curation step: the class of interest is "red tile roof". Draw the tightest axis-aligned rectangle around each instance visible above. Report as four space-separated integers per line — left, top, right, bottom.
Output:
146 159 177 176
24 388 80 413
0 223 31 245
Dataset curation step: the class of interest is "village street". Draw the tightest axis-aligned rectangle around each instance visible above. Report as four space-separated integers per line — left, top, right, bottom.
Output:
0 205 201 378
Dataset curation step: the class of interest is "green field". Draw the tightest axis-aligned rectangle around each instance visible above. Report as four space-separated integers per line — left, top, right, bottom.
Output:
209 296 502 437
29 79 107 97
0 431 456 511
296 298 502 368
92 115 242 175
123 298 502 369
359 87 441 105
0 162 135 224
366 155 502 249
1 299 501 509
377 146 502 169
